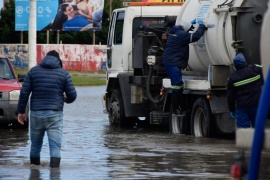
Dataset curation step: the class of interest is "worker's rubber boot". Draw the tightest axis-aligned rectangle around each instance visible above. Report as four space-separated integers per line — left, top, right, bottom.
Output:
50 157 61 168
172 95 185 116
172 94 186 116
179 93 186 111
30 157 40 165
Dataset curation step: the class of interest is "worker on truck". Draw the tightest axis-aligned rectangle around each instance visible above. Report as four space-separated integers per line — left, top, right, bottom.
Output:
163 19 208 116
227 52 264 128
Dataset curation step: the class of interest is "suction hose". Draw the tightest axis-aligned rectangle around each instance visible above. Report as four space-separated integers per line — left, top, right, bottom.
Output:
146 66 165 104
248 69 270 179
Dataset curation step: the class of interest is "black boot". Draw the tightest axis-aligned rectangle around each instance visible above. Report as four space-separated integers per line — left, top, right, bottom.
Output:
50 157 61 168
171 94 186 116
30 157 40 165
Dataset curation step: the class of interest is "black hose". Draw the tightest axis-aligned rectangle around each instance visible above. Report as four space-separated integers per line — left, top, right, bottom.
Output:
218 0 234 7
146 66 165 104
218 0 228 7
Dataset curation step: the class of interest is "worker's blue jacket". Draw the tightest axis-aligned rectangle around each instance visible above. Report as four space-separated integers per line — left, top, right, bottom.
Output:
227 64 264 112
163 24 206 68
17 55 77 113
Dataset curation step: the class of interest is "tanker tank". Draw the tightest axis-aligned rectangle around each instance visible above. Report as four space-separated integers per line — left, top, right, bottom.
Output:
260 0 270 79
175 0 268 72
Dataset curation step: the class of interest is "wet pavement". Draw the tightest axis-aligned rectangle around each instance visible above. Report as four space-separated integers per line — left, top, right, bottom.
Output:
0 86 270 180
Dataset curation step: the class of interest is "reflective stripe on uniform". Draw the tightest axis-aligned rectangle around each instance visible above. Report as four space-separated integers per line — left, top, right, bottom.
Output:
233 74 261 87
171 84 184 89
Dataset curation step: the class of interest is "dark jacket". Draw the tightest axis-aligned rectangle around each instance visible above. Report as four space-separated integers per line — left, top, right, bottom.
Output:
163 24 206 68
17 55 77 113
227 64 264 112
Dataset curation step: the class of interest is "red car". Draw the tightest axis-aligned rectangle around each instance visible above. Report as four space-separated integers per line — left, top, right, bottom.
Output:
0 55 28 128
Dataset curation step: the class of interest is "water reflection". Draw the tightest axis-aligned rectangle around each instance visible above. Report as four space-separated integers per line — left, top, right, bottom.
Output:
0 129 29 166
29 168 41 180
0 86 269 179
28 167 61 180
103 127 236 179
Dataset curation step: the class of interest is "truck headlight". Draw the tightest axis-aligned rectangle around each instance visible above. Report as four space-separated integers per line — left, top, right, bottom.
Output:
9 90 20 100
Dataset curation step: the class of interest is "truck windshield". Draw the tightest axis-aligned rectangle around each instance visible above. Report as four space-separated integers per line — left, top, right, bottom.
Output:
132 17 165 38
0 58 15 80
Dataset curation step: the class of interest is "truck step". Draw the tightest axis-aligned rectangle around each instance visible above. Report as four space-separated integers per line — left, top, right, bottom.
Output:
236 128 270 149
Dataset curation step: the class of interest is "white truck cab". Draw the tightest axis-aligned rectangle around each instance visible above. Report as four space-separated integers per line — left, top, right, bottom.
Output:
104 3 182 127
106 4 182 76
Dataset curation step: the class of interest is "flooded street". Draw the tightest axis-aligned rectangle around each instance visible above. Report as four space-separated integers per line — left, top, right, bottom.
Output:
1 86 270 180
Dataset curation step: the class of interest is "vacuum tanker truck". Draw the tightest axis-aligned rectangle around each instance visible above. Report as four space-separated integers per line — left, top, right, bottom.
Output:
103 0 268 138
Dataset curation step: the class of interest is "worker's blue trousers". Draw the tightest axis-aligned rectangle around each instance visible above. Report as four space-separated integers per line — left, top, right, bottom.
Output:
164 65 183 96
236 108 257 128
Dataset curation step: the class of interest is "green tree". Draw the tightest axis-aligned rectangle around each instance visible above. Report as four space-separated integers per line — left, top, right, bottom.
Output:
0 0 21 43
95 0 123 44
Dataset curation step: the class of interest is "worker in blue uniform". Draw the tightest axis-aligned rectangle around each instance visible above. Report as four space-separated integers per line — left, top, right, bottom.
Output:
163 19 207 116
227 52 264 128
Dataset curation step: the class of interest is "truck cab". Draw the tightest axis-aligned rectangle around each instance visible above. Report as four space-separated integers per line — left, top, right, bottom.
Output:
0 55 27 128
104 3 182 127
106 4 181 75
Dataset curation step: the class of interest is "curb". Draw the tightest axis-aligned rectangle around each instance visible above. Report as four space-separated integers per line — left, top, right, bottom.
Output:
69 72 106 79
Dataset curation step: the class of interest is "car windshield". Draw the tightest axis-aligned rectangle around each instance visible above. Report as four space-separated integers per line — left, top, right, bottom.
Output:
0 58 15 80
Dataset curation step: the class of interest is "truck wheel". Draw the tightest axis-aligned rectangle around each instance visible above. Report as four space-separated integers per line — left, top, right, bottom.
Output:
169 107 187 134
109 90 128 127
190 97 214 137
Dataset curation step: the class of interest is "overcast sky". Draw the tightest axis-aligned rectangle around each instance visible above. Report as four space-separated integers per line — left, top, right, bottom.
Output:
0 0 3 11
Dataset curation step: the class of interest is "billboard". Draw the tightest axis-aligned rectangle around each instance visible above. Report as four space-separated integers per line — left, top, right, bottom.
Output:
141 0 185 1
15 0 104 31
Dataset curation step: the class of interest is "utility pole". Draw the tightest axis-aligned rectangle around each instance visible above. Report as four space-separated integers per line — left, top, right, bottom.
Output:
20 31 23 44
110 0 112 20
57 30 60 44
93 30 95 45
47 30 49 44
28 0 37 70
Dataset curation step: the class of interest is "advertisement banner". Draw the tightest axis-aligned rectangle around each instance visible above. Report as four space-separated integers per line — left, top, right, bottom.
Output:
15 0 104 31
142 0 185 1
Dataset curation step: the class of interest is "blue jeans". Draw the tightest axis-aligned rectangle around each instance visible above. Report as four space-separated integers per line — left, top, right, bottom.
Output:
236 108 257 128
30 110 63 158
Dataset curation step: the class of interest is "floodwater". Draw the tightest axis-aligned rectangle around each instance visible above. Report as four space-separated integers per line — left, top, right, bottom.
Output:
0 86 270 180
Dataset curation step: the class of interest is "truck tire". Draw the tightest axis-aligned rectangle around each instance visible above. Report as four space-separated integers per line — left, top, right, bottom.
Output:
190 97 214 137
169 107 187 134
109 90 131 127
